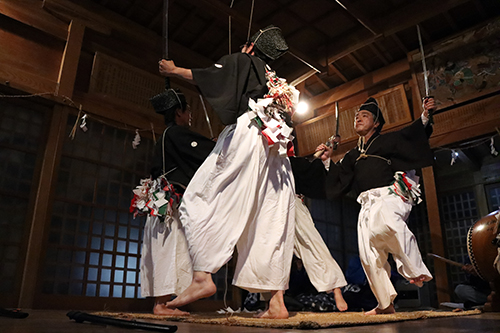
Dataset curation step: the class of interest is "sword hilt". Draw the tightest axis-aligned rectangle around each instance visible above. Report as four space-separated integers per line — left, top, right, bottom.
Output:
312 135 340 159
423 95 435 125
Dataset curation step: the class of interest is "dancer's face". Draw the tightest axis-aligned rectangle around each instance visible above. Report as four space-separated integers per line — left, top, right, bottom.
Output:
354 110 378 136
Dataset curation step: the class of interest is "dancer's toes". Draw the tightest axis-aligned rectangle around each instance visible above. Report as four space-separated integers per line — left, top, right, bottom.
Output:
410 275 428 287
154 304 189 316
364 304 395 315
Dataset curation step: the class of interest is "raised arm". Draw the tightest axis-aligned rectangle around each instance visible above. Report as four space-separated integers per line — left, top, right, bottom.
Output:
159 59 195 84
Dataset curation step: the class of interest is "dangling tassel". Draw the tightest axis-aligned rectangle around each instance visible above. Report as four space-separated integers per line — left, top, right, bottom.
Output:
132 129 141 149
79 114 88 132
450 149 458 166
490 137 498 157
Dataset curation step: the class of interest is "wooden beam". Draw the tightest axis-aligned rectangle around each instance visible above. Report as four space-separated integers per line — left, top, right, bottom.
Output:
56 19 85 99
347 53 368 74
190 19 217 51
334 0 379 35
369 43 390 66
0 0 68 40
291 0 471 84
19 104 69 308
308 58 410 110
42 0 111 36
42 0 214 69
182 0 327 73
124 0 142 18
328 64 348 82
390 34 409 54
443 12 459 31
315 74 330 91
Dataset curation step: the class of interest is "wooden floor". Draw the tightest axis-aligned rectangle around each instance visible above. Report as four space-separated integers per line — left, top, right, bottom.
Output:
2 309 500 333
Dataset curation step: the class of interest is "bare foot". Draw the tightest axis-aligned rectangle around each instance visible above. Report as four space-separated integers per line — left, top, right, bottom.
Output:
254 291 289 319
410 275 428 287
153 303 189 316
165 271 216 309
364 304 395 315
333 288 348 312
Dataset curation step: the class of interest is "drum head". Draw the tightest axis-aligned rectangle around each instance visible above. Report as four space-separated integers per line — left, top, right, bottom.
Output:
467 210 500 281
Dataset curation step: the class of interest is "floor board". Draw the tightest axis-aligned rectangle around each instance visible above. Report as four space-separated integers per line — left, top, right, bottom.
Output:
1 309 500 332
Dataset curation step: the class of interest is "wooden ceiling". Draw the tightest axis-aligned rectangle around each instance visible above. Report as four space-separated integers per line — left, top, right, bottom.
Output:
67 0 500 99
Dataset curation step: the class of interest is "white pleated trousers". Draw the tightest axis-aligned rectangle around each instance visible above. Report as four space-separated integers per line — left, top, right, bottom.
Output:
179 112 296 293
140 212 193 297
357 187 432 309
294 196 347 292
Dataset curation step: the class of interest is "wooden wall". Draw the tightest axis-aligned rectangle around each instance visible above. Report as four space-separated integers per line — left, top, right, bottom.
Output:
0 0 223 311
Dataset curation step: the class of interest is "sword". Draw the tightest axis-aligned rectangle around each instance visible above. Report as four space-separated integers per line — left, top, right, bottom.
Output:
427 253 464 268
199 94 215 139
150 0 171 113
67 311 177 332
417 25 435 124
313 101 340 159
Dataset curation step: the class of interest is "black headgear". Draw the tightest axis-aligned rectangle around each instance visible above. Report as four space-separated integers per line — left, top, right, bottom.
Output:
249 25 288 61
150 88 186 115
359 97 385 130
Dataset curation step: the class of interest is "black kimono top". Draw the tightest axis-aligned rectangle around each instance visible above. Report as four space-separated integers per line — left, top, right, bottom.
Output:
326 118 434 199
150 124 216 190
192 53 268 125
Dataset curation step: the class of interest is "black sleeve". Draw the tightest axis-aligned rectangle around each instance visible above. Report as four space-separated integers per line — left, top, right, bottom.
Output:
192 53 254 125
325 151 356 200
392 118 434 171
289 157 328 199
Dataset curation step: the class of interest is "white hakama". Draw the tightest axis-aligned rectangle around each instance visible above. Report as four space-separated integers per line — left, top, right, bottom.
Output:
357 185 432 310
294 196 347 292
179 111 296 293
140 212 193 297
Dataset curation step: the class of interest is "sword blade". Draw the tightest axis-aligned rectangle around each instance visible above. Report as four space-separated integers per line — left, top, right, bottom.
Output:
163 0 169 59
417 25 430 97
427 253 464 268
335 101 339 136
199 94 214 139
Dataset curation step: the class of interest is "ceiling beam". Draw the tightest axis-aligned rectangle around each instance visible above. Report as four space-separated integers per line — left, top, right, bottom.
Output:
347 53 368 74
443 12 459 31
124 0 142 18
315 74 331 91
42 0 214 68
334 0 379 35
190 19 217 50
291 0 472 84
181 0 327 73
328 64 348 83
390 34 409 54
369 43 390 66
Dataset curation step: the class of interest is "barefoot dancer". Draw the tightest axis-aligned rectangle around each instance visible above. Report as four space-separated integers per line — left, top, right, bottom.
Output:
134 89 215 315
292 147 348 312
158 26 296 318
293 97 436 315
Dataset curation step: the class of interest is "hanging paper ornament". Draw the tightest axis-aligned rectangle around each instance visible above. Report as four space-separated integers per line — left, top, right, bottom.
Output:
490 137 499 157
79 114 88 132
132 129 141 149
450 149 458 166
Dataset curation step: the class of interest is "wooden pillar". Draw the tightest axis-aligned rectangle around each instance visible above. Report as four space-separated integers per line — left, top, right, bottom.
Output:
56 19 85 99
422 166 450 303
18 105 68 308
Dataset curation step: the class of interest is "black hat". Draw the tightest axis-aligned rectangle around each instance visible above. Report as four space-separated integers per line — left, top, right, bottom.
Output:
249 25 288 61
150 88 185 115
359 97 385 129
